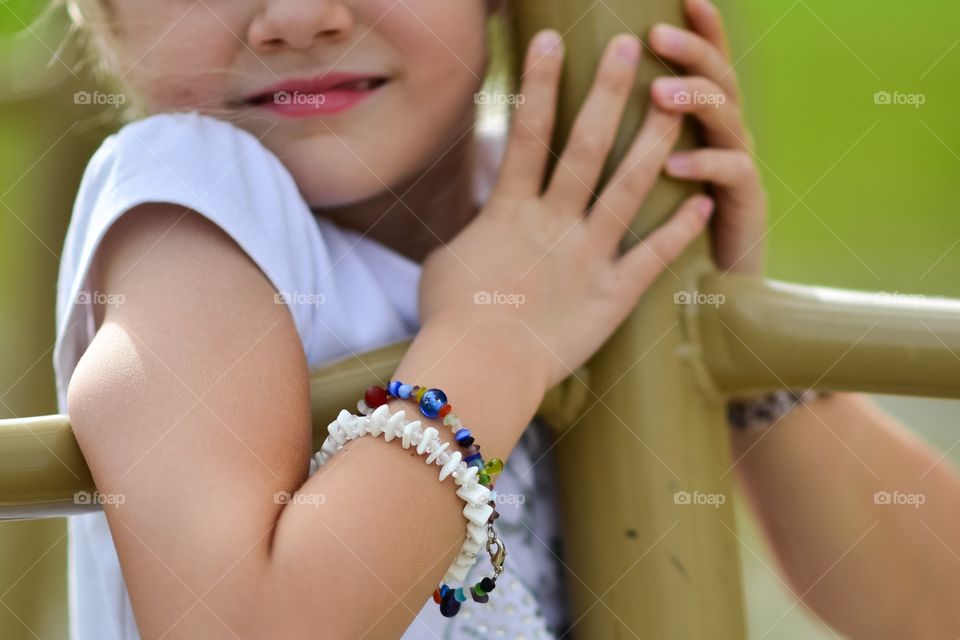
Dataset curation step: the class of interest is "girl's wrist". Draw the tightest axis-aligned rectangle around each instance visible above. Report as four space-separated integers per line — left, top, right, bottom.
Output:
416 312 551 398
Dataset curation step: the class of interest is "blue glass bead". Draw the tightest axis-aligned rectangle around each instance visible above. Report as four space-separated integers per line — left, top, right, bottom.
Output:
454 587 467 602
464 452 482 463
439 584 449 597
455 428 471 440
398 384 413 399
468 459 484 470
388 380 401 396
440 590 461 617
420 388 448 418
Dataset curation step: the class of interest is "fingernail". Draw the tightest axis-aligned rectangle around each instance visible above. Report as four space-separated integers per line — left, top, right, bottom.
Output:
614 35 641 63
653 24 685 52
695 196 715 219
666 153 692 176
534 30 563 56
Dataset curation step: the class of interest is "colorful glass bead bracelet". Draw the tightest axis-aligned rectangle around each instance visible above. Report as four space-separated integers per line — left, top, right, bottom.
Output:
310 404 506 618
360 381 507 617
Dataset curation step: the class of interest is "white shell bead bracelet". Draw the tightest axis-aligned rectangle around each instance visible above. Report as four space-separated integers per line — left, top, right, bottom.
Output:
307 403 502 589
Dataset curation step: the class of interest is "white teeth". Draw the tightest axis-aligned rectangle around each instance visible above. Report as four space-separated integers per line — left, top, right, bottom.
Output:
334 78 382 91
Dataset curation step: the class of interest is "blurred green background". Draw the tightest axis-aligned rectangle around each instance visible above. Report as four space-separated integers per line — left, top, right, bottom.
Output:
1 0 959 638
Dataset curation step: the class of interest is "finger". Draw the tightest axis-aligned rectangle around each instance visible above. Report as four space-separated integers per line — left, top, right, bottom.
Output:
494 30 565 199
616 194 714 295
586 104 683 248
684 0 730 61
649 23 738 100
542 33 642 215
651 76 748 149
665 146 759 186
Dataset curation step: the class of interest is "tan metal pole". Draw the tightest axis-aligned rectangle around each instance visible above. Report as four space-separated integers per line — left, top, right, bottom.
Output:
510 1 747 637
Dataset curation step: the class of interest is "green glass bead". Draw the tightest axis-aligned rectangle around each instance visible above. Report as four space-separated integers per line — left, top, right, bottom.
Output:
474 584 487 596
484 458 504 475
478 472 491 486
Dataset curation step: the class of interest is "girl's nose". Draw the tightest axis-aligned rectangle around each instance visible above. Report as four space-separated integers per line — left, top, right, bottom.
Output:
248 0 354 51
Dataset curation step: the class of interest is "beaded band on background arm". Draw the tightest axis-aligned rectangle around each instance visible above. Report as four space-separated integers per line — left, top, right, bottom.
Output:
727 389 829 431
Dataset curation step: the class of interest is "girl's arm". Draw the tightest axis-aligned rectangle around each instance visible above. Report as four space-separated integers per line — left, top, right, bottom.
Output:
70 203 556 638
68 28 710 638
732 393 960 638
652 2 960 636
68 205 541 639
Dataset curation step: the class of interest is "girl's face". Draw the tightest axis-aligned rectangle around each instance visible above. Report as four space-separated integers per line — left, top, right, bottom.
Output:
105 0 489 207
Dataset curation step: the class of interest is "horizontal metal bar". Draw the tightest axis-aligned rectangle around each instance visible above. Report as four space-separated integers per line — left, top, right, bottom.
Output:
0 342 589 520
693 271 960 397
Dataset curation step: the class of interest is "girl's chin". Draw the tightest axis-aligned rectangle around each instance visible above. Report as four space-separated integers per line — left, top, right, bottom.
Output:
300 179 398 210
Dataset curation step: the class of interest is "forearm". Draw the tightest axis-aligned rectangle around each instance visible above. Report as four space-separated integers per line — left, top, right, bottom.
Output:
70 208 549 638
265 316 547 638
732 392 960 638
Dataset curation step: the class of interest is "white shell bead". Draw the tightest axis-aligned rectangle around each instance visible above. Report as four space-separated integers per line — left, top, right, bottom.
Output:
320 438 338 457
384 410 406 442
401 420 422 449
426 441 449 464
354 416 370 437
467 523 486 545
444 564 469 584
454 553 477 568
463 502 494 527
367 404 389 437
439 451 463 481
461 537 484 555
417 427 439 455
456 483 491 507
454 466 479 486
326 421 346 445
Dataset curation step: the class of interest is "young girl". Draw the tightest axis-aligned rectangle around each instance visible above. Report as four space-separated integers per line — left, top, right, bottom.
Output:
53 0 960 638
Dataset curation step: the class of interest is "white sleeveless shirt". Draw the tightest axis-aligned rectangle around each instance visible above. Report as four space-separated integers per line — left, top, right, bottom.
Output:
54 112 570 639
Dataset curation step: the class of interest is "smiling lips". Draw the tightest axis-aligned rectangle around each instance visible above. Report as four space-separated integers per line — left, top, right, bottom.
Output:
243 73 389 117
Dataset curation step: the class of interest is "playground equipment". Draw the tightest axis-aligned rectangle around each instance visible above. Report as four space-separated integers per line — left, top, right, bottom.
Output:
4 0 960 637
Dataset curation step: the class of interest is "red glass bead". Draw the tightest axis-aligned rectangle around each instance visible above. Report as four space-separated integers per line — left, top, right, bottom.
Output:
438 404 452 418
432 588 442 604
365 385 388 408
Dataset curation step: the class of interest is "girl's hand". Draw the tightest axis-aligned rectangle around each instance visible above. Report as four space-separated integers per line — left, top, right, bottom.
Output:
420 29 714 391
649 0 767 275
